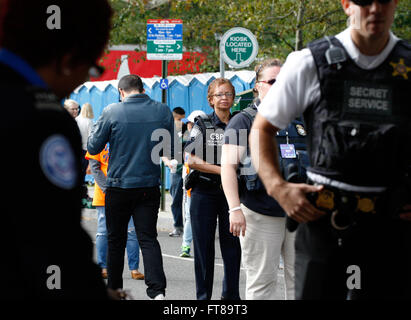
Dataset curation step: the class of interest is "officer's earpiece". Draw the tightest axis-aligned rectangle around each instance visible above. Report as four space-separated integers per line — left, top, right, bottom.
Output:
325 36 347 70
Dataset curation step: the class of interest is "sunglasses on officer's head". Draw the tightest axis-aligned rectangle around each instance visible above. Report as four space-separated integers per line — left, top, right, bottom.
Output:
351 0 392 6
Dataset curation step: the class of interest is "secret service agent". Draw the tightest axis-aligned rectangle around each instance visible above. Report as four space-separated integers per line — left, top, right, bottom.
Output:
252 0 411 300
0 0 112 299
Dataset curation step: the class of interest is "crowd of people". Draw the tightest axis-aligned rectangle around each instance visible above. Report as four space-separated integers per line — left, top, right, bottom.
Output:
1 0 410 300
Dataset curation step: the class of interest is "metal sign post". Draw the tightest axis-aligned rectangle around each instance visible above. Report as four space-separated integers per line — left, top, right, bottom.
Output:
220 40 225 79
147 19 183 211
160 60 168 211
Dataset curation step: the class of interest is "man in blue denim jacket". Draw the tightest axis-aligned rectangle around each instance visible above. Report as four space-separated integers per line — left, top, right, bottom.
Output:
88 74 175 300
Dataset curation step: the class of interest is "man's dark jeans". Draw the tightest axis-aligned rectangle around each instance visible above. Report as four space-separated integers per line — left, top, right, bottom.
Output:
105 186 166 298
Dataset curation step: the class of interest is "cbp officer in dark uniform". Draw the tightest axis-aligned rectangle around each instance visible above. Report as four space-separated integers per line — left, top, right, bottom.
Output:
0 0 113 299
185 78 241 300
250 0 411 299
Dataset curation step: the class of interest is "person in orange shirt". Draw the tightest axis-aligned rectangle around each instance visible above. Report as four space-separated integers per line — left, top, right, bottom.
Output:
86 144 144 280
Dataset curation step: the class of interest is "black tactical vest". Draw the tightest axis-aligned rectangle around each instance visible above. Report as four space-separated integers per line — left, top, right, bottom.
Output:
195 113 225 165
194 113 226 186
240 106 310 191
306 37 411 187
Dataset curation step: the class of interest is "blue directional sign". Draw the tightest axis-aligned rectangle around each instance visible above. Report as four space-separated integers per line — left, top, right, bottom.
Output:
147 22 182 41
147 19 183 60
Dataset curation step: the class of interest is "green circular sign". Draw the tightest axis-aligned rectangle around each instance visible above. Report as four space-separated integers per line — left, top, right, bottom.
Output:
221 27 258 68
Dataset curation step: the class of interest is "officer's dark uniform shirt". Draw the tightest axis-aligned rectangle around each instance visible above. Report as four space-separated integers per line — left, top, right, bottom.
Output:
0 49 107 299
224 104 285 217
184 111 229 195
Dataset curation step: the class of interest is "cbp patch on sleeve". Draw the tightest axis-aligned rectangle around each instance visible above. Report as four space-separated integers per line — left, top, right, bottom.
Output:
39 134 77 189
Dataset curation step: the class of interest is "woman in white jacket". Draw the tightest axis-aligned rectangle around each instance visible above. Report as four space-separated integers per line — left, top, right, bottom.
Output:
76 102 94 205
76 102 94 151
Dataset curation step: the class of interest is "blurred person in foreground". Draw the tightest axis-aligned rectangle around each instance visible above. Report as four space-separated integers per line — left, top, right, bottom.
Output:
0 0 113 299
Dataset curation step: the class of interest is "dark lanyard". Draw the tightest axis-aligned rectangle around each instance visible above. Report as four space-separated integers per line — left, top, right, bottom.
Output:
0 48 48 88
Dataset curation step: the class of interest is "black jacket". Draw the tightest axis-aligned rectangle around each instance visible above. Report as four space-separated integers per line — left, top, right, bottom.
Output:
0 62 108 299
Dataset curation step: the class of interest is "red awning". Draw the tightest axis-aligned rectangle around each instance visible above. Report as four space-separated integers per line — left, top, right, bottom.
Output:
91 50 206 81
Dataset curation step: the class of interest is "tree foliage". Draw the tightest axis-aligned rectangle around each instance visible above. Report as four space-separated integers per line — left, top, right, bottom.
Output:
109 0 411 74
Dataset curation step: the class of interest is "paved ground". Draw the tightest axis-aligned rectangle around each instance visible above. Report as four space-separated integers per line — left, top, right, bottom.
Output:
81 187 285 300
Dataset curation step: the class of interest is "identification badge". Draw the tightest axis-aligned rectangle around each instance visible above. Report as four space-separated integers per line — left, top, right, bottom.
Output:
280 144 296 159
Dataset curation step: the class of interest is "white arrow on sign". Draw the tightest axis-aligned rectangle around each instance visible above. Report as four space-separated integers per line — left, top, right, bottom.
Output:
148 27 152 33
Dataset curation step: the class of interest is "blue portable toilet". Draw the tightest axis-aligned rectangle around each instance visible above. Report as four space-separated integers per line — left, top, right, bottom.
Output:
68 71 256 189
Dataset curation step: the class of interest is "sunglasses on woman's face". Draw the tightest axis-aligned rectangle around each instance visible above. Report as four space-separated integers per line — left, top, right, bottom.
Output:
258 79 276 85
350 0 392 7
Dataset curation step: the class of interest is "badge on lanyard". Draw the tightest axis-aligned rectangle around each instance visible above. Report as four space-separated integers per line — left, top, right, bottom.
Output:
280 144 297 159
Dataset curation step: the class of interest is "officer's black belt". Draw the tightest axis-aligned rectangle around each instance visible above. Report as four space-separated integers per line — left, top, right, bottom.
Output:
307 180 387 230
196 174 223 190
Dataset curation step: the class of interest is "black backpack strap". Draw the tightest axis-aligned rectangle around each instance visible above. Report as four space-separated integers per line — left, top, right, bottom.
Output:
195 114 215 133
237 106 264 192
308 36 349 97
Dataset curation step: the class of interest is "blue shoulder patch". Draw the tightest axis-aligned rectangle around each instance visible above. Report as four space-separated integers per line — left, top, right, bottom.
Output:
39 134 77 189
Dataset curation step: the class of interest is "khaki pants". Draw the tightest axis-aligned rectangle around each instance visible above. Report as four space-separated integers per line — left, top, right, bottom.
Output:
240 204 296 300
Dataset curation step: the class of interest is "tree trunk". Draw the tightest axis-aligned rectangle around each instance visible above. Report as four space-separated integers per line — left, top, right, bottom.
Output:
295 0 306 51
